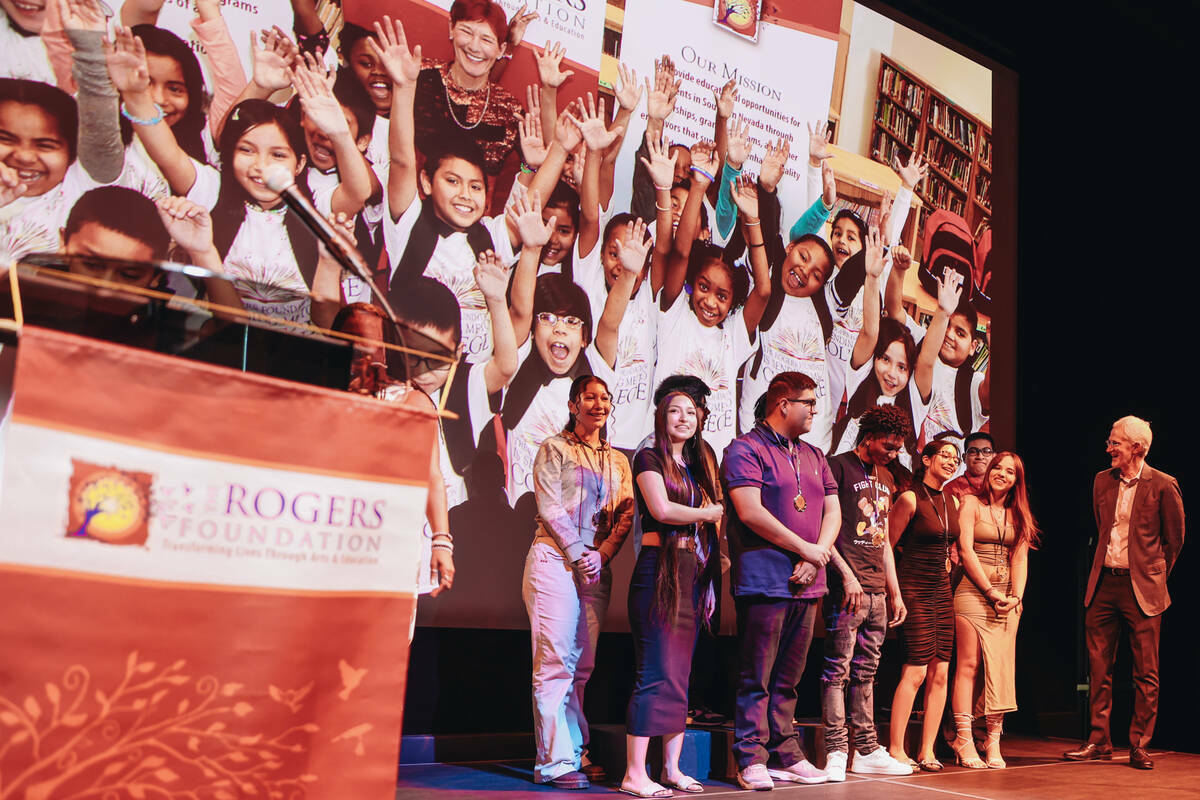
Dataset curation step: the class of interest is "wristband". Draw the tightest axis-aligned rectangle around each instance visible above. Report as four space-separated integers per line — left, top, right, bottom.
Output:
519 162 535 175
655 203 672 213
690 165 714 182
120 101 166 126
654 184 672 192
749 242 765 248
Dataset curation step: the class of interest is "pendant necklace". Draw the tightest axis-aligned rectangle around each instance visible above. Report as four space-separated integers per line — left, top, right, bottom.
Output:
769 425 811 512
922 483 952 573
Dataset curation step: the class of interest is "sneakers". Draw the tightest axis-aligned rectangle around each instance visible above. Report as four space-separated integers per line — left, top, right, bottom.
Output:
737 763 774 791
824 751 847 782
851 746 914 776
767 759 828 784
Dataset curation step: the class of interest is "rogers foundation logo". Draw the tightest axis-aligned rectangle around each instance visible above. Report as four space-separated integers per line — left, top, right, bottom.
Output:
713 0 763 42
65 460 153 546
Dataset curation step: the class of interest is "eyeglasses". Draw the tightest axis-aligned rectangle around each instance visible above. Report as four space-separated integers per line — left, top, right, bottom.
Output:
535 312 585 329
966 447 994 457
785 397 817 409
937 453 962 467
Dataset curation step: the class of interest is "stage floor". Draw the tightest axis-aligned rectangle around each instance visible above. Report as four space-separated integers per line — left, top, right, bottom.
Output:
394 736 1198 799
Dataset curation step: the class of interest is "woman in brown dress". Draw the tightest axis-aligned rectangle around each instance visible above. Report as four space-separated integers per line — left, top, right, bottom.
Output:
950 452 1039 769
887 440 962 771
413 1 524 186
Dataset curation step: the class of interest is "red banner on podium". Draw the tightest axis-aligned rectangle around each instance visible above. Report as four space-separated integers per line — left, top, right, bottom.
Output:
0 327 436 799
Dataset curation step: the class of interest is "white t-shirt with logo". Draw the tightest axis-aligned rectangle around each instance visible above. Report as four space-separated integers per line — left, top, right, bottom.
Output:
382 194 515 364
739 292 832 450
654 291 757 460
222 205 310 323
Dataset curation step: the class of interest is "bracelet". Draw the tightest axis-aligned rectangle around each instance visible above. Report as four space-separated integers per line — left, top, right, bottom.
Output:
431 541 454 552
690 165 714 182
654 184 672 192
120 101 165 126
519 162 535 175
743 219 761 226
748 242 765 248
431 532 453 541
655 203 672 212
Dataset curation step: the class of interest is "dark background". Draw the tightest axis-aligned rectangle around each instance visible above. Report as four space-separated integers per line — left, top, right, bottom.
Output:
404 0 1199 754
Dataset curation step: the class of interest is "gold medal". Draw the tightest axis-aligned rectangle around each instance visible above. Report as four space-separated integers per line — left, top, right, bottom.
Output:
946 558 952 574
793 491 806 512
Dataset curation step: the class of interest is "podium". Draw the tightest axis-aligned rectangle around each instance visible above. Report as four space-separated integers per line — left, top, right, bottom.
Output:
0 259 439 798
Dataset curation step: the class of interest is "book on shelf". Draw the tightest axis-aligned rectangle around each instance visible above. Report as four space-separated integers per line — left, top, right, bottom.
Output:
974 173 991 209
873 99 919 146
880 62 925 114
923 136 971 188
978 134 992 169
870 128 912 166
927 97 977 152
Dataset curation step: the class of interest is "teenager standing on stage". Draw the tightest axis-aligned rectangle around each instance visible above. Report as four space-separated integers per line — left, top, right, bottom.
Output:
886 439 963 771
820 405 913 781
524 376 634 790
621 391 724 797
722 372 840 791
951 451 1040 769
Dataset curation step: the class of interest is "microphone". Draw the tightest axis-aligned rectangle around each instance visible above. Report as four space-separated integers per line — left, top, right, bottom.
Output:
262 165 375 285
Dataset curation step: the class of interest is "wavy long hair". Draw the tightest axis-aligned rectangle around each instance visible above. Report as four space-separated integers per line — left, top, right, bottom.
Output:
974 451 1041 549
645 392 722 628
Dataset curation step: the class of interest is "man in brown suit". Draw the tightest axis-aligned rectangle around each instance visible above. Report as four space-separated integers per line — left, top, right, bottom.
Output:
1063 416 1185 769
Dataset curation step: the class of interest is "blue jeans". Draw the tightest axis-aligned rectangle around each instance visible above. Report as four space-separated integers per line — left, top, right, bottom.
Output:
820 592 888 754
732 595 820 769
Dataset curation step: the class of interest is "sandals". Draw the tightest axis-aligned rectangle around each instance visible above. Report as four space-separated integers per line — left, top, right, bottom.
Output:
952 713 987 769
618 781 674 798
662 774 704 793
917 757 944 772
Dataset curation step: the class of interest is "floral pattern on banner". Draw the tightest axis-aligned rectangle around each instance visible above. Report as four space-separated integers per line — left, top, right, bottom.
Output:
0 650 374 798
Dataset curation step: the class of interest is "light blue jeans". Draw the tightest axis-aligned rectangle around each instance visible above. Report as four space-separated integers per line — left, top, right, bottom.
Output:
522 539 611 782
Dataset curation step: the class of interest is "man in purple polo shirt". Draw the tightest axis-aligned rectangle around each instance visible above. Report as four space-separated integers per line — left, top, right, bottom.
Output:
722 372 841 790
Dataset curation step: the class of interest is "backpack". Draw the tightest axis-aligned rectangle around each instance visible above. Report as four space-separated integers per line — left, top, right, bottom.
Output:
918 209 975 311
973 226 993 316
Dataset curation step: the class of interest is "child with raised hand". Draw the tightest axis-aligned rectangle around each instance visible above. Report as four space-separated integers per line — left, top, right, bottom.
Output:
807 145 928 412
829 230 933 468
0 2 130 263
163 97 340 325
372 15 579 364
886 246 988 448
288 55 378 219
655 141 770 458
492 201 645 508
736 167 840 449
105 23 222 205
117 0 246 151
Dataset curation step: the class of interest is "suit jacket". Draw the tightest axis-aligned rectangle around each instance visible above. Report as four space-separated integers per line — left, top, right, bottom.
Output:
1087 464 1185 616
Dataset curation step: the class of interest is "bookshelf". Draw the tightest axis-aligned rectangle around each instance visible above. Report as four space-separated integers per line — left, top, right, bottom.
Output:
869 55 991 250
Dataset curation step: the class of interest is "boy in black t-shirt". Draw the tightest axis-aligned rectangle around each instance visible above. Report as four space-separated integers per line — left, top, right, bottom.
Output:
821 405 914 781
